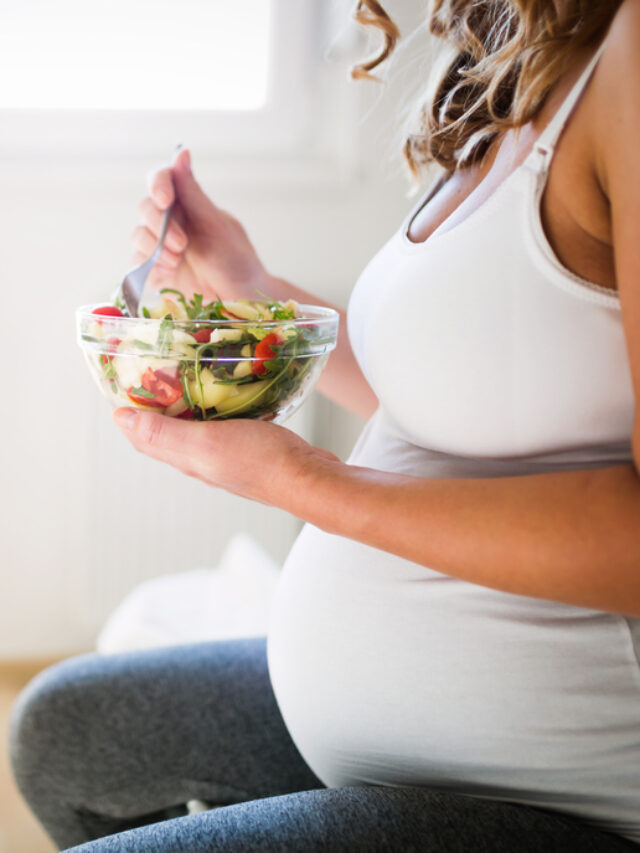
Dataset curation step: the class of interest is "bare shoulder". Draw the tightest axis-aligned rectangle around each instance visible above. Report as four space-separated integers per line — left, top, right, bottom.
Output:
592 0 640 471
589 0 640 194
607 0 640 42
593 0 640 114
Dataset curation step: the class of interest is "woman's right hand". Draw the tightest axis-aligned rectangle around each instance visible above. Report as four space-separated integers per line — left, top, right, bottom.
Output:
134 148 378 419
131 148 272 302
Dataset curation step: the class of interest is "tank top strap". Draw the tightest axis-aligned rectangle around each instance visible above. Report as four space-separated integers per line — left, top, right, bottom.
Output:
523 35 609 175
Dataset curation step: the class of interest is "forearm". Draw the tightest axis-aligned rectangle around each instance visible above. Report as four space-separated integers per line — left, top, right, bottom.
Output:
266 275 378 419
287 457 640 616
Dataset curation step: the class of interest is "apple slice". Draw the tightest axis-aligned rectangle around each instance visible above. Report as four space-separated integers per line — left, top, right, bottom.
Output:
214 380 269 415
188 369 234 409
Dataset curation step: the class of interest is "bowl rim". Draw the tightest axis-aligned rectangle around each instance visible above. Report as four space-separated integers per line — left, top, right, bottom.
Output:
76 302 339 328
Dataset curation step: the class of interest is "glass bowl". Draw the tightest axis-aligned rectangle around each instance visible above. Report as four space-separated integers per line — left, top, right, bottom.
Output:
76 302 338 423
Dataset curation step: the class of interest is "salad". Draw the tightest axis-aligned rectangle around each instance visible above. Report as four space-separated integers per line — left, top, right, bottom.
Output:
78 290 338 422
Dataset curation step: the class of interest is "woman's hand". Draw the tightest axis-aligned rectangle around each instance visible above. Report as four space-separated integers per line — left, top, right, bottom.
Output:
130 148 272 302
130 150 378 420
113 407 339 506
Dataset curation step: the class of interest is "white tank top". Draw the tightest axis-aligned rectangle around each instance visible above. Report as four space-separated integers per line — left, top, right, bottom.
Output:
268 37 640 845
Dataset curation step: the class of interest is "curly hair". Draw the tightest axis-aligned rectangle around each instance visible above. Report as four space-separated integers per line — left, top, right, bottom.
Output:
351 0 622 176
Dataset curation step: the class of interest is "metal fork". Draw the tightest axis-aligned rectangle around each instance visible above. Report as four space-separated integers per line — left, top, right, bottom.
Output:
117 201 174 317
116 143 183 316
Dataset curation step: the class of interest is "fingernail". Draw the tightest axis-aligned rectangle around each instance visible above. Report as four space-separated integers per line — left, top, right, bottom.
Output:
114 408 138 431
156 189 170 206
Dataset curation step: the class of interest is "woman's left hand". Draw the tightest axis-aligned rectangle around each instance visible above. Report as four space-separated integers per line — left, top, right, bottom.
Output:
113 408 339 507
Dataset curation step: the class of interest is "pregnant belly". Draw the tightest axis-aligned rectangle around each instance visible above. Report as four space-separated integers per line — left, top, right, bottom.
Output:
267 523 640 803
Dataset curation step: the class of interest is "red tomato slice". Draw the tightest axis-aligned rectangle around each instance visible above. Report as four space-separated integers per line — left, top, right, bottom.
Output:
252 332 282 375
176 408 195 420
193 329 211 343
155 365 181 382
154 380 182 407
140 367 183 407
92 305 124 317
126 390 165 408
220 308 244 321
140 367 157 393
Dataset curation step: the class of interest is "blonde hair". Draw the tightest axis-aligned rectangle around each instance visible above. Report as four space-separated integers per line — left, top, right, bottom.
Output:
351 0 621 176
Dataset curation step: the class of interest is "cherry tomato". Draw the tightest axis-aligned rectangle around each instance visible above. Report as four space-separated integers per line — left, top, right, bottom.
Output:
176 408 195 420
140 367 183 407
252 332 282 376
193 328 211 343
100 337 122 367
126 390 165 408
92 305 124 317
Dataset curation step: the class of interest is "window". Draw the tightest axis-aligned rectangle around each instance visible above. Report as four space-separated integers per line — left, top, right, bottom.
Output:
0 0 271 111
0 0 358 172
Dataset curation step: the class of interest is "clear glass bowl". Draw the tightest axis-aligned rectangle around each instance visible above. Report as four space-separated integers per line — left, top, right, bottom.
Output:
76 303 338 423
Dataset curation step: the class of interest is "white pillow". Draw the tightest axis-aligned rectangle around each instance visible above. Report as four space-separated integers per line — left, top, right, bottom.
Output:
96 534 280 654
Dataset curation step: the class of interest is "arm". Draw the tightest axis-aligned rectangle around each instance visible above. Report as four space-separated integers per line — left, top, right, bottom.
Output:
115 2 640 617
290 458 640 617
263 276 378 420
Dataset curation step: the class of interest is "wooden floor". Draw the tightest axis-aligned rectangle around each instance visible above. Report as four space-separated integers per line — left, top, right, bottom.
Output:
0 661 59 853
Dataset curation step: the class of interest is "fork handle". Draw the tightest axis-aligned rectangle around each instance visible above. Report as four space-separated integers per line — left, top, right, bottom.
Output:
150 202 174 264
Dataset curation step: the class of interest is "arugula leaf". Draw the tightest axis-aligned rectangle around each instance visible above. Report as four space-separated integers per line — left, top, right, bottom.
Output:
159 288 189 316
129 385 156 399
190 293 204 318
157 315 174 356
251 288 297 320
270 303 296 320
101 356 116 382
179 366 196 413
159 288 228 321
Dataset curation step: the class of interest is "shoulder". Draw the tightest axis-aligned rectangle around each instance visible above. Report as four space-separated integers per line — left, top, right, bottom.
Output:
593 0 640 116
589 0 640 195
607 0 640 42
590 1 640 471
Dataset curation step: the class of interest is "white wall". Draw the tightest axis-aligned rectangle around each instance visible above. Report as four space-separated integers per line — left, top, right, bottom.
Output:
0 1 431 657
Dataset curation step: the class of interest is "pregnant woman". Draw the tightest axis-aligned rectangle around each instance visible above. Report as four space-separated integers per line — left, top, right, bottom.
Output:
10 1 640 850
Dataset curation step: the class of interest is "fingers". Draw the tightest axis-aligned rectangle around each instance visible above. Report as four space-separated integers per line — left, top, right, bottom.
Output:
147 164 175 210
130 225 182 270
114 408 187 456
129 252 172 289
171 148 216 217
113 409 211 482
172 146 191 177
113 408 311 505
147 148 215 234
136 197 188 252
129 255 170 290
114 409 187 471
145 148 193 210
